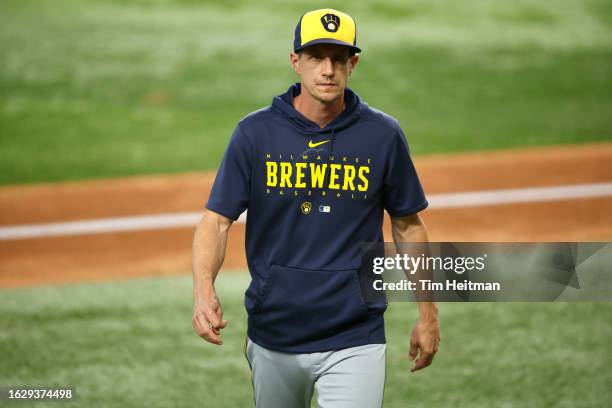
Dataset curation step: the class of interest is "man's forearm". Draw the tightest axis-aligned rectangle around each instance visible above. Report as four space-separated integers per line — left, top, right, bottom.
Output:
390 214 438 321
192 210 231 299
391 213 440 371
191 209 232 345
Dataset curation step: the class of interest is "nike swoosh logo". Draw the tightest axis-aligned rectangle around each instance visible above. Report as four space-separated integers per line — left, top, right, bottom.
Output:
308 140 330 148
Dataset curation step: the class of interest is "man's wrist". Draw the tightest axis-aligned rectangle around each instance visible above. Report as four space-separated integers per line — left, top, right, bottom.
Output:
193 282 216 301
417 302 438 323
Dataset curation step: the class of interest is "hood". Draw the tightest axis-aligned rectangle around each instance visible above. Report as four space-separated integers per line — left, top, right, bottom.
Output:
271 83 364 135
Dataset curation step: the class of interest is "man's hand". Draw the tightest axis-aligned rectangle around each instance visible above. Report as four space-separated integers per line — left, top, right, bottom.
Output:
408 318 440 372
192 290 228 345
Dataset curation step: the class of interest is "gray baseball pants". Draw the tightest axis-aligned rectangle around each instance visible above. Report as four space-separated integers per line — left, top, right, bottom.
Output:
245 337 386 408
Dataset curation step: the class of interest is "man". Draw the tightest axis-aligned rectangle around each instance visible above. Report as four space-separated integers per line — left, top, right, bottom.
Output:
192 8 440 408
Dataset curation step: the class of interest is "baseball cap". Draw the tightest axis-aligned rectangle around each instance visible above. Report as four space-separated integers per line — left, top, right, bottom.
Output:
293 8 361 54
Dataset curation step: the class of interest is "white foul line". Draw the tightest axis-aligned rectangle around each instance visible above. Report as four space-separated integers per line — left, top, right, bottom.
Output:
0 182 610 241
0 213 204 241
427 182 612 208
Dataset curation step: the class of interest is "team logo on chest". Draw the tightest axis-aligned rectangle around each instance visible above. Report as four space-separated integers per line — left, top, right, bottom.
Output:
301 201 313 214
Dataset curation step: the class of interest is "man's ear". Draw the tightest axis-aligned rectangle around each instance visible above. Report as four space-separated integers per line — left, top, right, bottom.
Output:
290 52 301 75
348 54 359 76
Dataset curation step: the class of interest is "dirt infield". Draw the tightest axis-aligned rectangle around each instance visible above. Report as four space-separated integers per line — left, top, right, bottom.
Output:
1 142 611 288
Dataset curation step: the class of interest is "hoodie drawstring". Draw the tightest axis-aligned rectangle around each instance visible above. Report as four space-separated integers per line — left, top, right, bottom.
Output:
323 126 337 190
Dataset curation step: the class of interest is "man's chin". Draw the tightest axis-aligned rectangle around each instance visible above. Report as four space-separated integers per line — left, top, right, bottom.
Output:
314 91 341 104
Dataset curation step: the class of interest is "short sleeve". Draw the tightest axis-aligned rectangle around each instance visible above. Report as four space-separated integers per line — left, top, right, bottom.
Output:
205 124 252 220
383 129 428 217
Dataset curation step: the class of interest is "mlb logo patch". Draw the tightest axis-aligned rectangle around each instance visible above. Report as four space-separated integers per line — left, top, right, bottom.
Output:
319 205 331 213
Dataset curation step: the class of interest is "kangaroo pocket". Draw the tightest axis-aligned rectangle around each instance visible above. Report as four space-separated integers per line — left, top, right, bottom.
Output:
250 264 369 346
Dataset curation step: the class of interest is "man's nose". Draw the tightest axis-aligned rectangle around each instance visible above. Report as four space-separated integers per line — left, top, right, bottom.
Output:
321 57 334 76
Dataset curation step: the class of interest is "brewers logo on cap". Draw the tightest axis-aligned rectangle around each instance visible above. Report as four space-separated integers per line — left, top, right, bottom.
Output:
321 13 340 32
293 9 361 53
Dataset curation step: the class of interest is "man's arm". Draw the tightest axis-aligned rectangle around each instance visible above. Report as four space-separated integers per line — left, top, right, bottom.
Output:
192 208 233 345
391 213 441 372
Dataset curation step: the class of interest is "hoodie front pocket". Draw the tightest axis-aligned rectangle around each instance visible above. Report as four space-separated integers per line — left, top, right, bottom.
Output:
250 264 369 346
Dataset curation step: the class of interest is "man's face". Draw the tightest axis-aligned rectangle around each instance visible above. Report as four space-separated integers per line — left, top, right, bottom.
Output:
290 43 359 104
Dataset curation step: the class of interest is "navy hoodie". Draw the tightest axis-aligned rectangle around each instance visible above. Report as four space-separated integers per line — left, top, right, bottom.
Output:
206 83 428 353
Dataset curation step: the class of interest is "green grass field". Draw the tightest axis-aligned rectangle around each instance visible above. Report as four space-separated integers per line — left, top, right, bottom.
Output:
1 0 612 184
1 272 611 407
